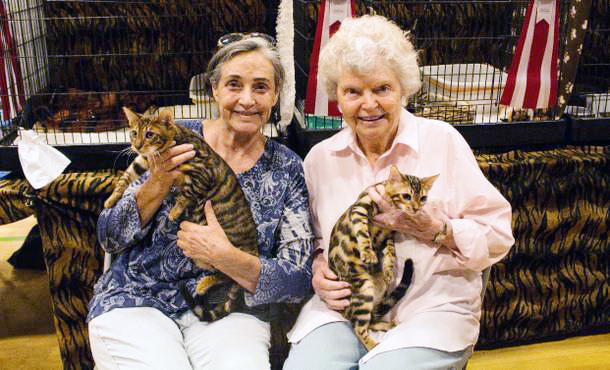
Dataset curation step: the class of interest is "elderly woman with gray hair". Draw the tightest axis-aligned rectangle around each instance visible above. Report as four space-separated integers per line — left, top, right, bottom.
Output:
284 15 514 369
87 34 314 370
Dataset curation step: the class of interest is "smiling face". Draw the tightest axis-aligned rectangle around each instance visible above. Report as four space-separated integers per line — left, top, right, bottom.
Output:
336 60 404 152
212 51 278 136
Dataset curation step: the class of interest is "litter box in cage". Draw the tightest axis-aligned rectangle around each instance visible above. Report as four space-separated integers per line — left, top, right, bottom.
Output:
189 74 219 119
421 64 507 102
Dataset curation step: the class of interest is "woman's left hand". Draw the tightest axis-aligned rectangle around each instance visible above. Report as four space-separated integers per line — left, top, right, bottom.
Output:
368 185 449 244
176 200 233 267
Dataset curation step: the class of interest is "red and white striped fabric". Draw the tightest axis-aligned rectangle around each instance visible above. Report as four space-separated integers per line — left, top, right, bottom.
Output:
304 0 355 117
500 0 560 110
0 0 25 120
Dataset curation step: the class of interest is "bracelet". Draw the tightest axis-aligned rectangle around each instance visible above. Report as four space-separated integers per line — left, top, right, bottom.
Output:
312 248 324 259
432 221 448 243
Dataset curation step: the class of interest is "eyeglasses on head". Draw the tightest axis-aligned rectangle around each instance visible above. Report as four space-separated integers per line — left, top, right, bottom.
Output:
217 32 275 48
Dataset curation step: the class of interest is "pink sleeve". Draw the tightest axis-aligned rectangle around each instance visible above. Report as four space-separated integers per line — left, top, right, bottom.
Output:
435 133 515 272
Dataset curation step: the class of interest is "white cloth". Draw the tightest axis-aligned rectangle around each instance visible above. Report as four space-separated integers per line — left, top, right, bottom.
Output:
288 109 514 364
17 130 70 189
89 307 271 370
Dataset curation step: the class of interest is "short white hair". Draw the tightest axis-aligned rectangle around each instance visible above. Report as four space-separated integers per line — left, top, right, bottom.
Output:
318 15 421 100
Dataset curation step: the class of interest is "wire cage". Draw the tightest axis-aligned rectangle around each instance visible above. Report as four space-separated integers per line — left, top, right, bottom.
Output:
294 0 608 130
566 0 610 119
1 1 608 158
0 0 279 151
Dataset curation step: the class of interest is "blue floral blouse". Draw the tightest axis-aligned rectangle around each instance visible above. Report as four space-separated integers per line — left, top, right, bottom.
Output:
87 121 315 322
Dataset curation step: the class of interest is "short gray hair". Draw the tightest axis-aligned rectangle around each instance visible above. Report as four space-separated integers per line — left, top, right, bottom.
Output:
318 15 421 101
205 37 285 96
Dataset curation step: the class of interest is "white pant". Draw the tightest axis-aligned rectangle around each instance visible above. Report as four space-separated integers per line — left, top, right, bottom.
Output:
89 307 271 370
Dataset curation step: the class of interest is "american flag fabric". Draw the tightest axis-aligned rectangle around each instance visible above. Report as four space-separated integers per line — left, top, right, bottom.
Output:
304 0 355 117
500 0 560 110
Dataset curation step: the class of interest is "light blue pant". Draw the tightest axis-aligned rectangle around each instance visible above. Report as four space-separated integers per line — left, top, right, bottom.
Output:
283 322 472 370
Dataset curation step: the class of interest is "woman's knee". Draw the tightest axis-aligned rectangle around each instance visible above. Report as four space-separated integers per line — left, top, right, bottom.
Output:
186 313 271 370
360 346 473 370
88 307 190 369
284 322 366 370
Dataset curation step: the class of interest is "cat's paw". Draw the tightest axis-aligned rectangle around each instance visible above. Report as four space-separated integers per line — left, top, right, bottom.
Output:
195 275 219 295
370 320 395 331
168 206 184 221
362 336 378 351
383 270 394 284
104 196 118 209
360 250 378 264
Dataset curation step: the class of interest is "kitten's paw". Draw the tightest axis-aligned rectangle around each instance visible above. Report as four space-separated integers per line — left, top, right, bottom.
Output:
361 250 378 264
168 206 183 221
362 337 378 351
195 275 218 295
383 269 395 284
370 320 395 331
104 196 118 209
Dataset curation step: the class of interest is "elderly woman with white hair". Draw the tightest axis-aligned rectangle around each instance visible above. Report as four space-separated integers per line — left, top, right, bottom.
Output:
284 15 514 369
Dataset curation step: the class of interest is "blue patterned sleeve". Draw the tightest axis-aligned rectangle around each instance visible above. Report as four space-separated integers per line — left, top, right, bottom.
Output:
96 173 154 254
245 160 315 306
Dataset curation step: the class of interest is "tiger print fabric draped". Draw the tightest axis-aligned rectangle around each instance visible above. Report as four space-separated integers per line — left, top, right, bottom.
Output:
0 146 608 367
0 172 118 369
476 146 609 348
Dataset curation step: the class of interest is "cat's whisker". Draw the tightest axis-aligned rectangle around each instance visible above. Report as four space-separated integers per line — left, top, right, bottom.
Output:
111 146 137 170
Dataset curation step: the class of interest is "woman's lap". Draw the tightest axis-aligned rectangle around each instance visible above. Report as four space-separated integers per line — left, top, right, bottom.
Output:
180 311 271 370
283 321 472 370
88 307 191 369
89 307 271 370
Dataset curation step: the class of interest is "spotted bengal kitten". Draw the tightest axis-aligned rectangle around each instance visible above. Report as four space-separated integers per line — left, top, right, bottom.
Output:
328 165 438 350
105 106 259 321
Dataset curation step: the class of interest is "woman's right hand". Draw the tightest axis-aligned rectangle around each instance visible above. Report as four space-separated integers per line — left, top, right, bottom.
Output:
312 252 351 312
136 143 195 225
146 143 195 195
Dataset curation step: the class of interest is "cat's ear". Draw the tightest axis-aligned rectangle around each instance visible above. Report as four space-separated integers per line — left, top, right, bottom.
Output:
388 165 402 182
421 174 439 190
158 108 174 126
122 106 140 125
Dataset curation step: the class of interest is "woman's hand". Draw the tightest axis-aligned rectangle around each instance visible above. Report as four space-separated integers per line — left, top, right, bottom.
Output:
147 143 195 197
177 200 260 293
177 200 233 268
136 143 195 225
368 185 452 246
312 252 351 312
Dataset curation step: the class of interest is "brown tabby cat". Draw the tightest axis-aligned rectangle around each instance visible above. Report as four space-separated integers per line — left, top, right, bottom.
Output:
105 106 259 321
328 165 438 350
